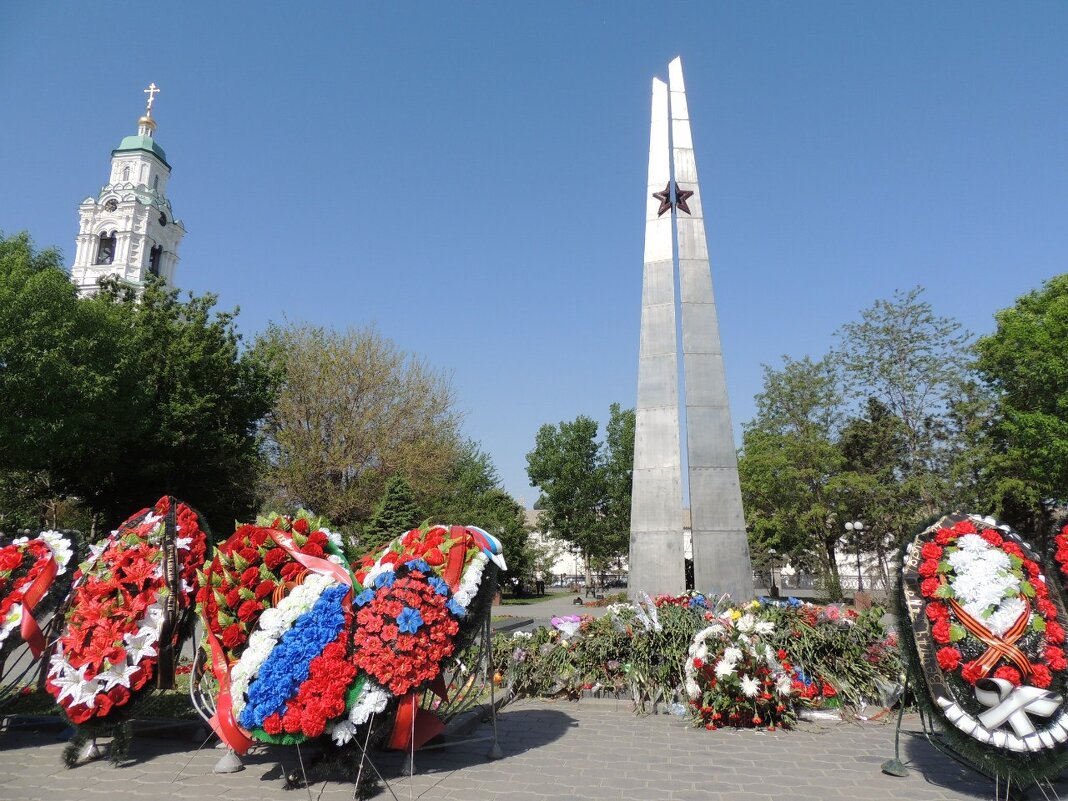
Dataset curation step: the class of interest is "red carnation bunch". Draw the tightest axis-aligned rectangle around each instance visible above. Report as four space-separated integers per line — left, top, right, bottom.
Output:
197 519 332 659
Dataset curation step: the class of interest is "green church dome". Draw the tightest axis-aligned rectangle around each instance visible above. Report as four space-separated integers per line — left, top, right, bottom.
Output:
113 134 169 169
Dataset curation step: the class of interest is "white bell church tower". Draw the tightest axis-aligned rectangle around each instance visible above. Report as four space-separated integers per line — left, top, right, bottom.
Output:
70 83 185 297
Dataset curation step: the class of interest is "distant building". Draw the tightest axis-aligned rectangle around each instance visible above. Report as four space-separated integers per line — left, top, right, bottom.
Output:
70 84 185 297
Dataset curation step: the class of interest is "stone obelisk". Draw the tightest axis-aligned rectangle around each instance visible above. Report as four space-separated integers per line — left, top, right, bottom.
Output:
629 57 753 602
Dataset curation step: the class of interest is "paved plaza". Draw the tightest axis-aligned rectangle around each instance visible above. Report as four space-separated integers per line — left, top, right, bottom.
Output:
0 697 1047 801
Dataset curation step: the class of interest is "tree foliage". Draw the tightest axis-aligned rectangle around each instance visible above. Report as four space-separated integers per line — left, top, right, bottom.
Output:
976 274 1068 535
0 232 273 532
525 405 634 582
254 323 463 528
359 474 421 556
834 286 973 508
421 443 535 593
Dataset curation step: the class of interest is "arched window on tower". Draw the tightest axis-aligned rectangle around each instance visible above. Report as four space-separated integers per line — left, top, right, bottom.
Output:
122 166 130 181
96 232 116 265
149 245 163 277
153 174 159 190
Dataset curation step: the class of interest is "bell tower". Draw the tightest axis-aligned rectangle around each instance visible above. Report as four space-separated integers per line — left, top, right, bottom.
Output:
70 83 185 297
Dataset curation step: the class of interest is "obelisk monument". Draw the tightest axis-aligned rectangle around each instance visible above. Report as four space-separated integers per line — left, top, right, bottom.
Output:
629 57 753 602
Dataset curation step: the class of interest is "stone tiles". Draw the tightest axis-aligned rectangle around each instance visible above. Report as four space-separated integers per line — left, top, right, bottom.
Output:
0 698 1046 801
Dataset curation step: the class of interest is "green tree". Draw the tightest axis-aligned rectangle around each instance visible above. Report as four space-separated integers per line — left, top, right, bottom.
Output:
738 356 847 598
525 406 634 586
599 403 635 561
0 232 272 532
834 286 973 509
359 474 421 556
976 274 1068 537
254 323 463 528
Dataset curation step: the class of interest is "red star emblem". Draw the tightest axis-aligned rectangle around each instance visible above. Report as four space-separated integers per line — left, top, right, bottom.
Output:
674 184 694 215
652 183 673 217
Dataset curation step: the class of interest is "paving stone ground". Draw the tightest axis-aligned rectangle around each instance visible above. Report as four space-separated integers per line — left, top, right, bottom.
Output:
0 697 1054 801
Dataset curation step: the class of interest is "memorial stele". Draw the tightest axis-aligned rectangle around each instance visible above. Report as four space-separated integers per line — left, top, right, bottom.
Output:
628 57 753 601
70 83 185 297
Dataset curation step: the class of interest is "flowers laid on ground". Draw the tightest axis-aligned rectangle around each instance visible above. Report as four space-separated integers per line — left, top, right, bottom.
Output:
493 593 901 728
684 612 795 730
197 511 356 749
0 530 76 660
46 497 207 725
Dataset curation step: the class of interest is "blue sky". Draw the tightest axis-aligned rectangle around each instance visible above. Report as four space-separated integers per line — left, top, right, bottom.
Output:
2 3 1066 506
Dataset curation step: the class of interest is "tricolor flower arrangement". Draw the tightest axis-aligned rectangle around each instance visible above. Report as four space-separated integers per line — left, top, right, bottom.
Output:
46 497 207 726
0 530 77 665
684 612 795 730
196 512 356 750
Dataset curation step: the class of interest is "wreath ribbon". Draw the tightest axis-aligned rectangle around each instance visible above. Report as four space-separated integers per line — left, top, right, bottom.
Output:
976 676 1061 738
18 551 58 658
947 594 1032 678
205 625 257 755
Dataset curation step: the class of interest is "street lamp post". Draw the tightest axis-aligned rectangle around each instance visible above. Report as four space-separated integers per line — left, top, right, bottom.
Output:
845 521 864 593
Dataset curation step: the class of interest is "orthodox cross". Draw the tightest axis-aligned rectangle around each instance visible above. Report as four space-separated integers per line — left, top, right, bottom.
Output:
144 83 160 116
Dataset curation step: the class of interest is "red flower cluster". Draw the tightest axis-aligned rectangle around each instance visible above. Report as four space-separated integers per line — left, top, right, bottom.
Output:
354 526 470 587
197 519 331 659
0 538 52 630
48 497 207 724
261 622 357 739
351 561 460 696
919 519 1064 690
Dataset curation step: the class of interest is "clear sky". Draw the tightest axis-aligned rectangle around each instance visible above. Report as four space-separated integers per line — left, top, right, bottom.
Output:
2 3 1066 507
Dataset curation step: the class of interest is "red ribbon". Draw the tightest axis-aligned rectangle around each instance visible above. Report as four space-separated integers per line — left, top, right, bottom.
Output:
18 552 58 659
205 625 257 755
443 526 471 591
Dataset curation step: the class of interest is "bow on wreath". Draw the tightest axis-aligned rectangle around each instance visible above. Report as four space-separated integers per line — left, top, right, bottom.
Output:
948 594 1032 679
976 677 1061 738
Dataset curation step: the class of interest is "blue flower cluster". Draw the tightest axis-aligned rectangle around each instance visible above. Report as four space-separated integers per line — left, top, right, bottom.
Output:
396 606 423 634
406 559 431 574
354 587 375 607
446 598 466 618
374 570 395 589
427 577 449 596
239 583 349 730
686 594 709 609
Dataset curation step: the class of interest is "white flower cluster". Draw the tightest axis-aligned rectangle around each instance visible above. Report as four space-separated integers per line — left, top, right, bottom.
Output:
48 599 164 709
683 616 792 703
329 681 391 745
454 552 488 609
230 571 335 718
948 534 1025 637
0 531 75 647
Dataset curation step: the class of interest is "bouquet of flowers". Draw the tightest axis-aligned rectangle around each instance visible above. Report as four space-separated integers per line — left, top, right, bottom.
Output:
684 612 796 730
196 512 355 751
0 530 78 679
46 497 207 733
